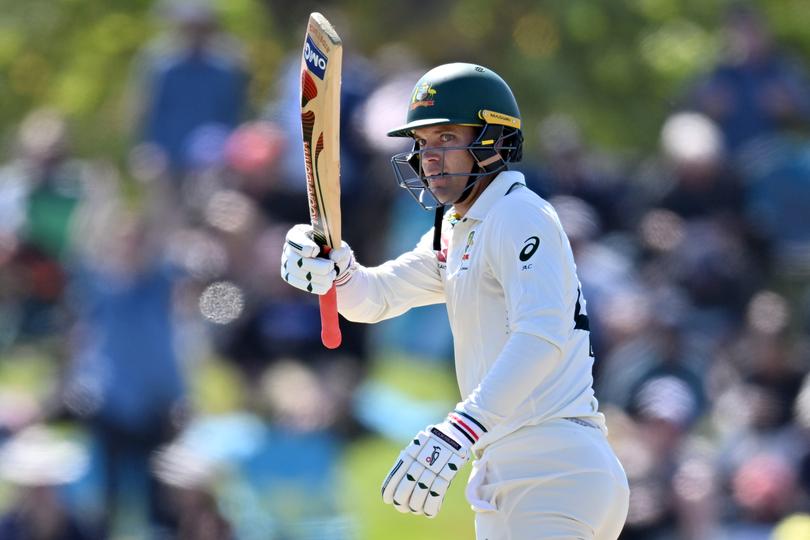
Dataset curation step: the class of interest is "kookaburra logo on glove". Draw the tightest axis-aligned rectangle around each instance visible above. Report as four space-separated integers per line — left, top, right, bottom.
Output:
426 446 441 465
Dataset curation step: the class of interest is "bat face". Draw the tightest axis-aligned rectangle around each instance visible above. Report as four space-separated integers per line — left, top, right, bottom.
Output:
300 13 342 249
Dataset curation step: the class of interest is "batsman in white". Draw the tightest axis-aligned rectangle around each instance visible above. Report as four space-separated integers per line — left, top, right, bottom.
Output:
281 63 629 539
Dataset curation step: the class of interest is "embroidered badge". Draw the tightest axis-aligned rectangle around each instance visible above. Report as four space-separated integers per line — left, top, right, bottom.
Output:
410 82 437 110
461 230 475 262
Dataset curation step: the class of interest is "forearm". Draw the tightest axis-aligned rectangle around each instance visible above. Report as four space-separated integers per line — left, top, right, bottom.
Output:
460 331 561 429
336 250 444 323
336 264 394 323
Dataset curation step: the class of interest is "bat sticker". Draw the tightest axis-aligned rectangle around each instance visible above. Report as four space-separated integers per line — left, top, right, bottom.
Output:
304 35 328 79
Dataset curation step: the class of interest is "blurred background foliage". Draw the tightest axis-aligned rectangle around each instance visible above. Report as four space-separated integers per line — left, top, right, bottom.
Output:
3 0 810 163
3 1 810 538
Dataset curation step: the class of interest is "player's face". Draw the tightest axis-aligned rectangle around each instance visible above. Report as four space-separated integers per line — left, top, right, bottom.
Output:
412 125 477 206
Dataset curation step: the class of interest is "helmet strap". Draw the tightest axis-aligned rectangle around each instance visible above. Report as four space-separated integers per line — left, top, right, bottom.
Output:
452 163 483 206
432 204 445 251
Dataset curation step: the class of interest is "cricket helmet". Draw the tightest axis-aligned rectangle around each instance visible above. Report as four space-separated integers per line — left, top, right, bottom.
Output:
388 63 521 142
388 63 523 210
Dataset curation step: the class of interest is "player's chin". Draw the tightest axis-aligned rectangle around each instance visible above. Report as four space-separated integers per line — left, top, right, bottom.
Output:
428 186 453 203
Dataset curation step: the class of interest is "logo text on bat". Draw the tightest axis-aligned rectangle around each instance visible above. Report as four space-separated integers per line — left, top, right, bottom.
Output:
304 35 328 79
303 141 321 226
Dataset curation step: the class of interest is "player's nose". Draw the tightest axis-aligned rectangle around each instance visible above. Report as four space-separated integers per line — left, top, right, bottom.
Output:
422 148 441 162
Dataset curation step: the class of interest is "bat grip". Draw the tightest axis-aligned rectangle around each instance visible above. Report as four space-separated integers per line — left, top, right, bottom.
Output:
318 245 342 349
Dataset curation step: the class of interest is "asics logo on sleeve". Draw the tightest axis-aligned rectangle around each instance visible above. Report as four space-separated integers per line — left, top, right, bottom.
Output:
519 236 540 261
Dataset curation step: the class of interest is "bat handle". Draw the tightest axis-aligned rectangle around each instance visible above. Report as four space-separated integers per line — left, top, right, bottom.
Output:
319 285 341 349
318 245 342 349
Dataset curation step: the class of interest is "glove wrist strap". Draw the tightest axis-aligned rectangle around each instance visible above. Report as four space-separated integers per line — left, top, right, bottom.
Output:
443 409 487 449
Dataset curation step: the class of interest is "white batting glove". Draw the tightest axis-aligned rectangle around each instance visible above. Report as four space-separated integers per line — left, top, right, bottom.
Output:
281 224 355 295
381 410 487 518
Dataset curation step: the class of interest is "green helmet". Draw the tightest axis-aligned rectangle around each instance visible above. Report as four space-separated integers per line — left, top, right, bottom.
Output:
387 62 521 144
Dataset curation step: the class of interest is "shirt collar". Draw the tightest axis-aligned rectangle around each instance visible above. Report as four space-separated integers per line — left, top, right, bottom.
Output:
458 170 526 222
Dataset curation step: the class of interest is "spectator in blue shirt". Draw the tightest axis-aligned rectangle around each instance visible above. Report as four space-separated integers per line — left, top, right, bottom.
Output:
136 0 248 176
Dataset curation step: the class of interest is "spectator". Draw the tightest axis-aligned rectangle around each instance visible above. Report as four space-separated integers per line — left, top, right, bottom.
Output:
617 374 711 540
152 442 234 540
739 135 810 280
709 328 808 536
528 114 633 233
134 0 249 178
0 108 104 342
656 112 745 223
687 4 810 152
62 203 191 537
0 426 95 539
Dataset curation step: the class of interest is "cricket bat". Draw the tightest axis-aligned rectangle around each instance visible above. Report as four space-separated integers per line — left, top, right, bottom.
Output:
300 12 343 349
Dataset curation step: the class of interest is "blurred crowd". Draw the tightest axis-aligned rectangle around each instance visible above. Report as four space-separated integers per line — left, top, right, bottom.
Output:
1 1 810 539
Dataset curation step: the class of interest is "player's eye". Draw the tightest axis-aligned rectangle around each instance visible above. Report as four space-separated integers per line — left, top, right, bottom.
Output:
439 133 456 143
415 138 427 148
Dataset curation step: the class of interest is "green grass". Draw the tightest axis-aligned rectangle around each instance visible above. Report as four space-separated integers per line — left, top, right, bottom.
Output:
369 353 461 403
0 347 57 397
339 354 476 540
189 356 248 414
341 435 476 540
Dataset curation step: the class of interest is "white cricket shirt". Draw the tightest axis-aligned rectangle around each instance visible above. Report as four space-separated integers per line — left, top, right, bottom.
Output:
337 171 604 451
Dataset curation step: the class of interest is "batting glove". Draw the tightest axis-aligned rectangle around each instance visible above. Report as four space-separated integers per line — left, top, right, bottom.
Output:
281 224 355 295
381 410 487 518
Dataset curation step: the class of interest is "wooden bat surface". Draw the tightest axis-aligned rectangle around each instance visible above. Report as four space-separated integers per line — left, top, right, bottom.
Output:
300 12 343 348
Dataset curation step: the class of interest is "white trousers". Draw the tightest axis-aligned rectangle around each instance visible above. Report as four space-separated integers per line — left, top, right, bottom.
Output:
468 418 629 540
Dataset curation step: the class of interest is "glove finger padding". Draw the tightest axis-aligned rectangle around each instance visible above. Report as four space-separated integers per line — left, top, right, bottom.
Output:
394 460 426 514
281 269 334 296
423 476 450 518
382 431 428 505
381 453 412 505
280 245 336 295
284 249 336 276
285 224 321 258
409 467 437 515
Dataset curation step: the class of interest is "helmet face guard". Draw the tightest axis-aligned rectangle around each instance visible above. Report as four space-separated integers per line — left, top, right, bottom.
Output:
391 126 523 210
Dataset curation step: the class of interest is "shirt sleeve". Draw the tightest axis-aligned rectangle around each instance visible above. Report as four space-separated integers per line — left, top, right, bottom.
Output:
484 197 575 348
459 198 579 428
336 230 445 323
460 331 561 427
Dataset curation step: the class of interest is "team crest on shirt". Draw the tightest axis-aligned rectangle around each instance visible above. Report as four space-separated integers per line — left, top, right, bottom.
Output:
460 230 475 270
